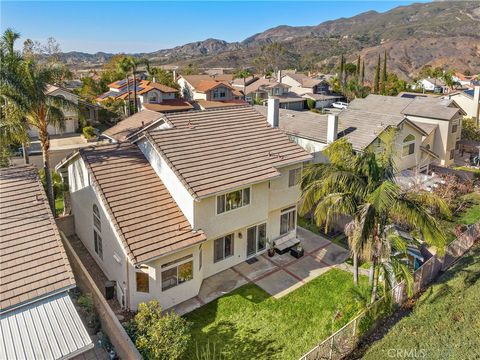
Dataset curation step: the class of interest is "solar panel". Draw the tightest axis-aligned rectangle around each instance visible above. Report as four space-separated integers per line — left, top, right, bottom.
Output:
464 89 474 97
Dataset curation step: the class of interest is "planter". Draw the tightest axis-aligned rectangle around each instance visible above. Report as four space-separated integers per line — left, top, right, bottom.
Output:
81 134 98 143
290 247 304 259
268 249 275 257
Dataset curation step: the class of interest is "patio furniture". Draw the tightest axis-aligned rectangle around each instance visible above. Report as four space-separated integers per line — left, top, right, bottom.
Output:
274 233 300 254
290 246 304 259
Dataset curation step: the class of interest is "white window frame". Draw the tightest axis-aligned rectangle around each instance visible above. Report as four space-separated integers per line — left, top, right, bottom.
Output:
288 168 302 187
451 124 458 133
93 204 101 231
246 222 267 257
402 134 415 157
280 207 296 235
161 255 194 292
94 230 103 260
213 233 234 263
216 187 251 215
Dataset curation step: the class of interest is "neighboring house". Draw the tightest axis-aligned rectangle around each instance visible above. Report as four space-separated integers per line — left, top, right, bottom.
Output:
28 84 98 138
97 79 193 113
56 105 311 311
348 94 463 166
242 77 292 104
0 165 92 359
255 105 434 172
280 72 330 96
302 93 344 109
447 86 480 121
452 72 479 87
415 78 449 94
177 74 242 101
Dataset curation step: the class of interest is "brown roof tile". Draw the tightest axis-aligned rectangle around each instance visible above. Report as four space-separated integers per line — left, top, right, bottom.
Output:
0 166 75 311
145 105 312 198
103 109 164 141
79 143 206 264
143 99 194 112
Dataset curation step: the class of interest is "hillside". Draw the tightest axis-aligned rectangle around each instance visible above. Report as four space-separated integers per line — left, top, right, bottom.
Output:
60 1 480 78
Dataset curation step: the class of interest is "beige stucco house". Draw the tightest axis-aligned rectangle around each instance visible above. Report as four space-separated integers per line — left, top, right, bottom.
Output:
57 105 311 311
448 87 480 121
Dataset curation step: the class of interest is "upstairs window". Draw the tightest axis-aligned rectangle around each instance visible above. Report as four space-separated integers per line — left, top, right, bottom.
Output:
93 204 101 231
94 230 103 259
452 124 458 133
288 168 302 187
402 134 415 157
212 87 227 99
217 187 250 214
149 93 159 103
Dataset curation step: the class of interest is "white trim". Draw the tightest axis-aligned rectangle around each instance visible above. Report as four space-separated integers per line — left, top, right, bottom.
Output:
215 186 252 216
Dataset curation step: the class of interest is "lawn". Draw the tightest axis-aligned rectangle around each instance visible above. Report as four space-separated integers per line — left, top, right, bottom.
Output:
362 244 480 359
185 269 366 360
440 192 480 242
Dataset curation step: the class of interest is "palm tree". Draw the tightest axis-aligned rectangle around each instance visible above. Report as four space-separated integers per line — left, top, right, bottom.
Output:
117 57 132 116
234 69 253 100
300 131 450 302
123 57 147 114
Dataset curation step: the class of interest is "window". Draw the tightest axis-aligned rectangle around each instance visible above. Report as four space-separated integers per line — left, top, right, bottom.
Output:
450 149 455 160
93 204 101 231
452 124 458 133
149 93 158 103
214 234 234 262
94 230 103 259
199 245 203 270
213 87 227 99
280 208 296 235
247 223 267 257
216 188 250 214
402 134 415 157
136 266 149 293
288 168 302 187
161 256 193 291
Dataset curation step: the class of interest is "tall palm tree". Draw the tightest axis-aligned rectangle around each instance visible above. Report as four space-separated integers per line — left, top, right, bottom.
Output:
124 57 146 114
300 131 449 302
234 69 253 100
117 57 132 116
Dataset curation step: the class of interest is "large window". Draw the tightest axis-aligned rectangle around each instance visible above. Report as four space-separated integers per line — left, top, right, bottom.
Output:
136 266 149 293
402 134 415 157
93 204 101 231
94 230 103 259
452 124 458 133
212 87 227 99
214 234 234 262
280 208 296 235
217 187 250 214
288 168 302 187
161 255 193 291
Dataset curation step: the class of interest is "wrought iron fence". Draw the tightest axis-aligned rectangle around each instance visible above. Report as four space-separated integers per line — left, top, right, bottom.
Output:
299 223 480 360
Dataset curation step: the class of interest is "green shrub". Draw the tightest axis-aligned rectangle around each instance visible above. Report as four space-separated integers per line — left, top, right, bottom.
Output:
127 300 191 360
82 126 96 139
77 294 100 332
306 98 316 110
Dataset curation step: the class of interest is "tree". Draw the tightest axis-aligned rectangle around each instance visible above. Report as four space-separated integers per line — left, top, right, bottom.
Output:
373 54 381 94
234 69 253 100
126 301 191 360
117 57 133 116
339 54 345 90
145 62 179 89
380 50 387 95
356 55 361 80
253 42 297 74
182 63 200 75
299 133 449 301
461 118 480 141
361 61 365 85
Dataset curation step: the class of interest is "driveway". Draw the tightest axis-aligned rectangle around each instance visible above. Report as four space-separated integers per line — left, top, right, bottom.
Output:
172 227 350 315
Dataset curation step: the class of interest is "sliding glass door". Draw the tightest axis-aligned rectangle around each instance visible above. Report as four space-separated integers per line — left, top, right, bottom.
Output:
246 223 267 258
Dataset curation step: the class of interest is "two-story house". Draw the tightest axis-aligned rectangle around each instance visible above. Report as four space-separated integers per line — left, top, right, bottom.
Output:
56 104 311 311
98 79 193 113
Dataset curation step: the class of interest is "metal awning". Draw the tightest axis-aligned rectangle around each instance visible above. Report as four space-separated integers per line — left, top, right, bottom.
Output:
0 292 93 360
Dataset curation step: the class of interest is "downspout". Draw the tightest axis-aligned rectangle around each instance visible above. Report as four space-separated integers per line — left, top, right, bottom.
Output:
125 255 131 310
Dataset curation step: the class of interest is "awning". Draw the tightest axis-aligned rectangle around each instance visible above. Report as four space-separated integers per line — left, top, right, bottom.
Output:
0 292 93 360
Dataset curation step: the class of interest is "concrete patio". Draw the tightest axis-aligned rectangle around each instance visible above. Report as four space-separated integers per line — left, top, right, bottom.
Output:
172 227 349 315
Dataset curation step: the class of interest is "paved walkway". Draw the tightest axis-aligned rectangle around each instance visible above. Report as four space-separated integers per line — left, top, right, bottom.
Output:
172 227 349 315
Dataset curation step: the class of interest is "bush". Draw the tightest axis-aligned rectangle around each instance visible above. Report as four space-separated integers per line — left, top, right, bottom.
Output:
77 293 100 333
82 125 96 139
306 98 316 110
127 300 191 360
461 117 480 141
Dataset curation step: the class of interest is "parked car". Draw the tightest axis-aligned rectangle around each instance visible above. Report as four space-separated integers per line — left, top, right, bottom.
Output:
332 101 348 109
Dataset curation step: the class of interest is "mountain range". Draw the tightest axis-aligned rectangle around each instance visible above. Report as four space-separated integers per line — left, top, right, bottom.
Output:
60 1 480 79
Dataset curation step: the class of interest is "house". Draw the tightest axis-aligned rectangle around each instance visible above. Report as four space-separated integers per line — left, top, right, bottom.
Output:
97 79 193 113
447 86 480 121
415 78 449 94
56 105 311 311
280 72 330 96
28 84 98 138
302 93 344 109
176 74 243 103
255 105 434 172
0 165 92 359
452 72 479 87
242 77 292 103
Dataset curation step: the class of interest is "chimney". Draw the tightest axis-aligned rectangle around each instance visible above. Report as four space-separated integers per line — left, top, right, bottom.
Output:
267 98 280 128
172 69 177 82
474 86 480 126
278 70 282 83
152 76 156 83
327 114 338 143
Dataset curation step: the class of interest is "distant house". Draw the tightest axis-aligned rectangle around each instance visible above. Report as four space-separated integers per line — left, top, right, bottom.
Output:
0 166 92 359
97 79 193 113
302 93 344 109
28 84 98 138
416 78 449 94
280 72 330 96
452 72 479 87
448 86 480 120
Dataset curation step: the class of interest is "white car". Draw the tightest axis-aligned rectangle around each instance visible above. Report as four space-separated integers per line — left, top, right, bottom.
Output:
332 101 348 109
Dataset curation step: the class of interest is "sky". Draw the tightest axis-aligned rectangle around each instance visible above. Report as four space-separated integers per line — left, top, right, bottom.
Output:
1 1 429 54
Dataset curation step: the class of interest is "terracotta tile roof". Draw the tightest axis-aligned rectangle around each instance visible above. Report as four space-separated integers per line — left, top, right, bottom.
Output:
99 80 177 101
283 73 324 88
103 109 164 142
143 99 194 112
79 143 206 263
196 99 247 110
137 81 178 94
145 105 312 198
195 80 234 93
0 166 76 311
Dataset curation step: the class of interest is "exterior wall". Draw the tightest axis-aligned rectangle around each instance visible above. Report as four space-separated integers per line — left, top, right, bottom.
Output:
177 78 196 100
393 122 424 172
28 118 78 138
281 76 312 95
289 135 328 163
280 101 305 110
137 138 195 226
206 86 233 101
450 94 476 118
68 157 127 306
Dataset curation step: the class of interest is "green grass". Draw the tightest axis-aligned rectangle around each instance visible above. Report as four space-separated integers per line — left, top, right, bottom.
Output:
440 192 480 243
363 245 480 359
55 197 64 216
185 269 366 360
453 166 480 175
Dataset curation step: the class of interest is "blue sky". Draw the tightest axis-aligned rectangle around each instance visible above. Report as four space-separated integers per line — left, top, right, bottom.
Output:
1 1 429 53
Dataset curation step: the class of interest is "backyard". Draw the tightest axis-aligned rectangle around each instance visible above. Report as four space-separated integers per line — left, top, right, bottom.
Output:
362 244 480 359
185 268 367 360
440 192 480 242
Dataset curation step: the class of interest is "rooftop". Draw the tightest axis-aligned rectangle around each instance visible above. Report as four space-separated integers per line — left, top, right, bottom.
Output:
0 166 76 311
79 143 206 264
143 99 194 113
103 109 164 142
145 105 312 198
282 73 324 88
